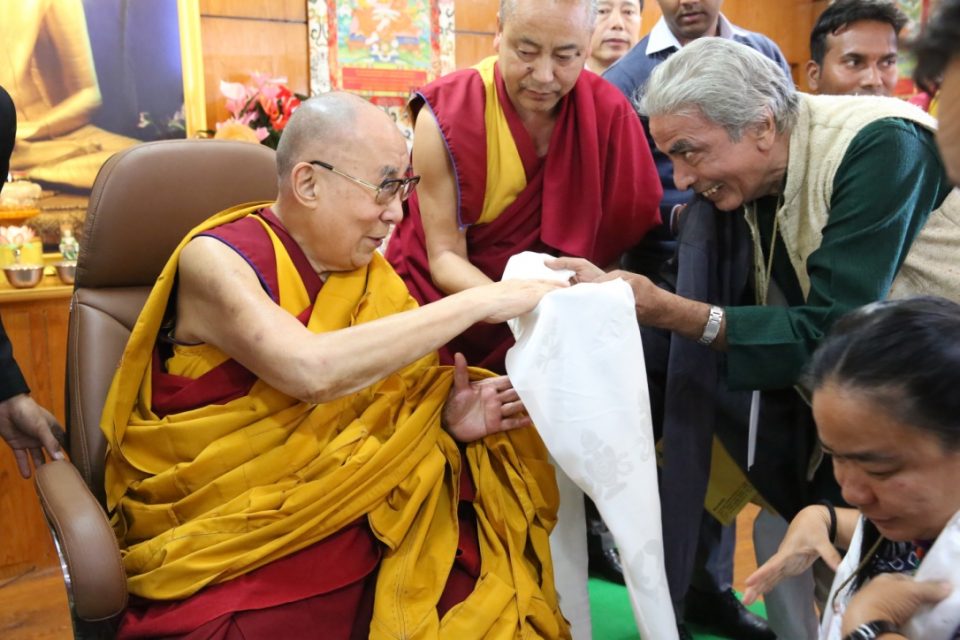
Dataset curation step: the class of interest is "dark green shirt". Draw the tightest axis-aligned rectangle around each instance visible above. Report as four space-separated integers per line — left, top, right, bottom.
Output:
725 118 952 390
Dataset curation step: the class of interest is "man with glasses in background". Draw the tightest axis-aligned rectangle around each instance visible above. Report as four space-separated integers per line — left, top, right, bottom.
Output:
101 92 571 639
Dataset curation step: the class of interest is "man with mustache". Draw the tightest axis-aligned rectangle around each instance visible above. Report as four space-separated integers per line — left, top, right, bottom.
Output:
585 0 643 74
806 0 907 98
602 3 789 639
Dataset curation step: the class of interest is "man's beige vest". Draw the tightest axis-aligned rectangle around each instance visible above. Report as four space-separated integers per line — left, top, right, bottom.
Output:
745 93 960 302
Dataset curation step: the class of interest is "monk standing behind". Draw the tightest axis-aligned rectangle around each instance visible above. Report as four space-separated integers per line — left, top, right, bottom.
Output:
103 93 570 639
386 0 662 373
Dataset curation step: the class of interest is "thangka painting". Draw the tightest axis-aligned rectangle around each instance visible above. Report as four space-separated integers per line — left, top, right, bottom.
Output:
894 0 933 96
307 0 456 142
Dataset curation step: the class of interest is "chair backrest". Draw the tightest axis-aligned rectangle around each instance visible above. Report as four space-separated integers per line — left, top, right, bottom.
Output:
67 139 278 503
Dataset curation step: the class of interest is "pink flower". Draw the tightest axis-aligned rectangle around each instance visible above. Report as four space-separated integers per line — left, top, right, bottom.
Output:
220 80 253 119
216 73 304 149
258 82 282 102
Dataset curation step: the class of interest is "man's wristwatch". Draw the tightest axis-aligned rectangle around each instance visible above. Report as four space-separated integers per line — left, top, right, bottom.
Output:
842 620 901 640
697 305 724 346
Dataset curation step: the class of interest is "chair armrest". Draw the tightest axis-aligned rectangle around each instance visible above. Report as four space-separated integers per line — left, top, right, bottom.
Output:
34 460 128 621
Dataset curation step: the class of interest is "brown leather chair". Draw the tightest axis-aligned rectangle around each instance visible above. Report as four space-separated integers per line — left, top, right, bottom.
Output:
34 139 278 637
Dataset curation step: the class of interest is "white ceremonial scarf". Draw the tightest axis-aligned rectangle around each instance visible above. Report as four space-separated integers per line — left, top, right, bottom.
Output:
502 252 678 640
905 509 960 639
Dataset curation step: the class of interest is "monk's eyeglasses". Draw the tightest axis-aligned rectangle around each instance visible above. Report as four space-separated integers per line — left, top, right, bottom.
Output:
309 161 420 206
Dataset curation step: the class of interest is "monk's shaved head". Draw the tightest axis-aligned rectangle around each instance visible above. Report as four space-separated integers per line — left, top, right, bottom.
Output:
276 92 373 182
500 0 597 28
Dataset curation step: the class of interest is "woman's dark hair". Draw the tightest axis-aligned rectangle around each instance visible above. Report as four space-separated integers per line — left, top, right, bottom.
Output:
806 296 960 450
912 0 960 94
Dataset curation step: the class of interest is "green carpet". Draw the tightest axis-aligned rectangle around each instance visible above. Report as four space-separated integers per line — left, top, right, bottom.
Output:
588 578 768 639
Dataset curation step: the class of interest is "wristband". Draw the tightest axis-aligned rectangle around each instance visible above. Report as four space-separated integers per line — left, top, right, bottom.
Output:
841 620 900 640
818 499 838 544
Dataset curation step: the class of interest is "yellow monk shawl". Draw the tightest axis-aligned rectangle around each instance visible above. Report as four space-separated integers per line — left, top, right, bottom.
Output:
100 203 569 638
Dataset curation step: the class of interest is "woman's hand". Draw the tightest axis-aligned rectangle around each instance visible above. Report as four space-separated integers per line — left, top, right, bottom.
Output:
442 353 532 442
841 572 951 635
743 505 844 605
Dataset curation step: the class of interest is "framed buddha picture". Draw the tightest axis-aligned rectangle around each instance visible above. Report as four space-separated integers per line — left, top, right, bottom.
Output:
0 0 205 245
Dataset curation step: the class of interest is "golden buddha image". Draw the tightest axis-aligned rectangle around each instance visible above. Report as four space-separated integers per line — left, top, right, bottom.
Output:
1 0 142 191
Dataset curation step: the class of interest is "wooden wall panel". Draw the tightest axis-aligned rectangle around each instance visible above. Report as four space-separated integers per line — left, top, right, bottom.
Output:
456 33 497 69
199 0 308 131
201 18 309 128
456 0 499 32
200 0 306 21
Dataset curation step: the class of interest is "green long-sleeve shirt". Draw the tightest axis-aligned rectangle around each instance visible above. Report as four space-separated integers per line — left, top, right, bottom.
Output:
724 118 952 390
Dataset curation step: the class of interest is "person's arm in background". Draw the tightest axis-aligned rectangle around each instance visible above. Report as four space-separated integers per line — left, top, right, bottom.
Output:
413 109 493 294
0 319 66 478
0 84 66 478
742 505 860 604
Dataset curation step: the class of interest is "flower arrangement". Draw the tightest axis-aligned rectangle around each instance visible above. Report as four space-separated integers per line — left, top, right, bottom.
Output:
0 225 39 264
0 225 37 250
215 74 306 149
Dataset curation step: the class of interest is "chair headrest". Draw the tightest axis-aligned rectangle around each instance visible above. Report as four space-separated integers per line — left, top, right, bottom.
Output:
78 139 278 289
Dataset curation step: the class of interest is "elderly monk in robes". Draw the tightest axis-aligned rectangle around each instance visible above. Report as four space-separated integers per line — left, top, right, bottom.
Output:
385 0 662 374
102 93 570 640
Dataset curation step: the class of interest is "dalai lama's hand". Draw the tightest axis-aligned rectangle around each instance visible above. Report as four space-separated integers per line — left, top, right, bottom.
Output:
442 353 532 442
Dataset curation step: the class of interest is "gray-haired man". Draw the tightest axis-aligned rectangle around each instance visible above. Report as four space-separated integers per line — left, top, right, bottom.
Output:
554 35 960 639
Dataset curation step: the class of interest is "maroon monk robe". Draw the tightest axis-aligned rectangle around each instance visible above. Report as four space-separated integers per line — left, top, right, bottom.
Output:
117 209 480 640
386 61 662 373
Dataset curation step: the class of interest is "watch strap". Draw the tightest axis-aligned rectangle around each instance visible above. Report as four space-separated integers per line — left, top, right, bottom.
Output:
697 305 724 346
842 620 901 640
